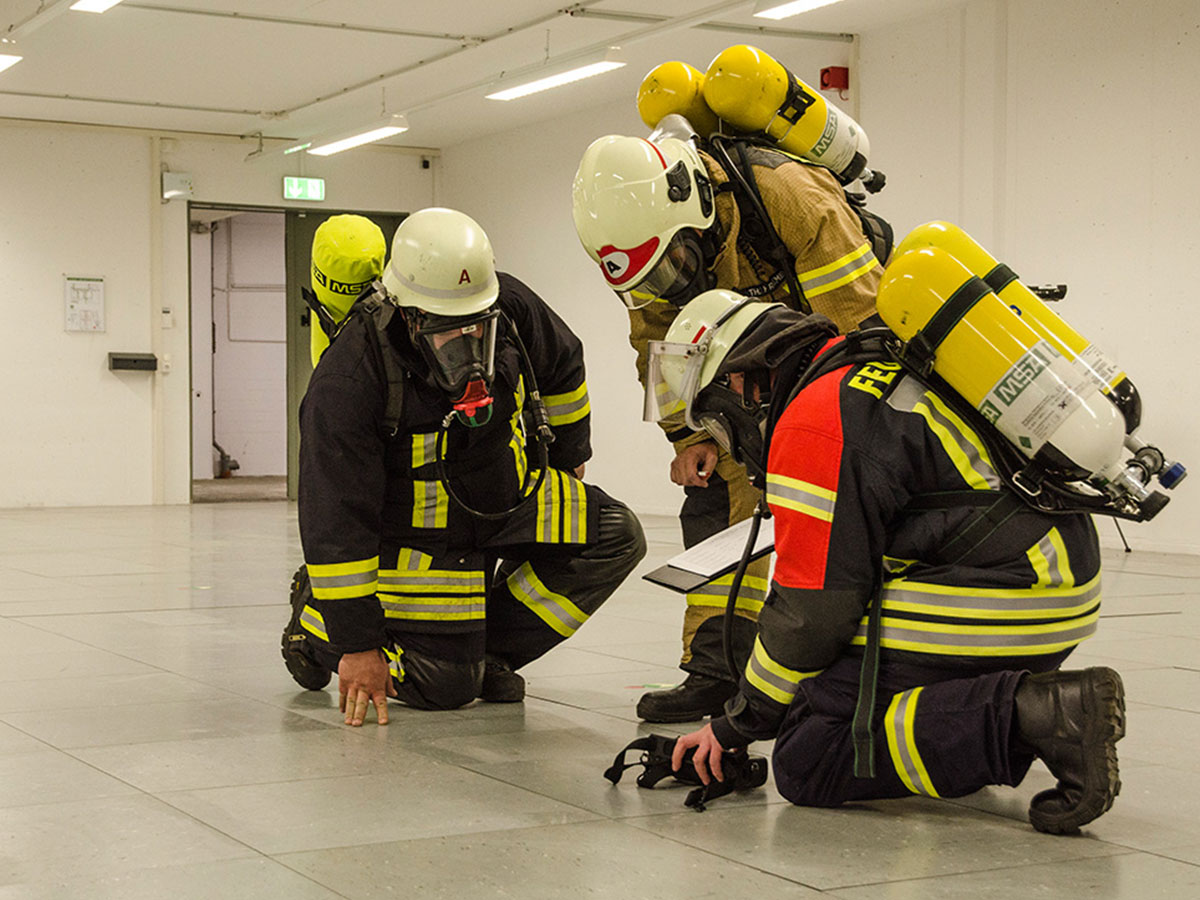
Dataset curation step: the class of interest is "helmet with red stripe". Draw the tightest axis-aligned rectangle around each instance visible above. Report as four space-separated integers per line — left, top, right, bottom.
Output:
572 133 715 308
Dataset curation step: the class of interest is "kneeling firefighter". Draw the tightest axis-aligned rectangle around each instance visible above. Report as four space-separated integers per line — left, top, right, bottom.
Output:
653 248 1182 831
282 208 646 722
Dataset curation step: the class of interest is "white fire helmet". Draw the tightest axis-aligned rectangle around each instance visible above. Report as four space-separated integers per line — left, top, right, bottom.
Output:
645 289 777 427
381 208 502 413
572 134 715 308
382 207 499 316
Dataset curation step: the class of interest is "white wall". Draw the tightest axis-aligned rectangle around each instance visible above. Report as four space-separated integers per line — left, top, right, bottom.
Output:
0 119 435 507
860 0 1200 553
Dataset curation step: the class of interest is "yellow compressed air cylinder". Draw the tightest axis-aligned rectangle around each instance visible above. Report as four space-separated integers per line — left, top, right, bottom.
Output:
877 246 1126 477
893 221 1140 431
702 44 869 183
309 215 386 367
637 61 719 136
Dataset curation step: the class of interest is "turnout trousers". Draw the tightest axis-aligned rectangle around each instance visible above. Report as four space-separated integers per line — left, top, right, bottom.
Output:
679 446 766 681
299 491 645 710
771 649 1073 806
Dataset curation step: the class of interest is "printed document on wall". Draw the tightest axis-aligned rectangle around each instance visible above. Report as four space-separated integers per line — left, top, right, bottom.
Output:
64 276 105 333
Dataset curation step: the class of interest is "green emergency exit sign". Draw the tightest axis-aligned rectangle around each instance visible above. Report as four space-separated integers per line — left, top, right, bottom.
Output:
283 176 326 201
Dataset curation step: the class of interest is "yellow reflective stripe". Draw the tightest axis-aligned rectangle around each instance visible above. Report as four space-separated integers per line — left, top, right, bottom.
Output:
880 573 1100 620
544 382 591 426
744 635 819 706
851 608 1100 656
308 558 378 577
299 604 329 642
383 643 405 681
924 391 996 474
885 687 940 797
509 375 529 485
913 398 993 490
507 562 589 637
576 474 588 543
381 595 487 621
395 547 433 571
1027 540 1053 587
1047 527 1075 588
766 472 836 522
412 480 448 529
686 573 769 613
411 433 438 468
799 242 879 299
308 556 379 600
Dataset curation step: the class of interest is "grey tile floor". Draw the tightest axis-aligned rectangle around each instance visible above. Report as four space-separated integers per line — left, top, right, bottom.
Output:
0 502 1197 898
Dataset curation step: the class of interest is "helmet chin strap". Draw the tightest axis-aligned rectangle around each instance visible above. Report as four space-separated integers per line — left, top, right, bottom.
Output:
452 378 493 427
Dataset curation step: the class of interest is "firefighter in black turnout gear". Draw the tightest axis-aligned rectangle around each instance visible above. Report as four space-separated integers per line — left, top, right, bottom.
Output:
282 208 646 722
657 291 1126 835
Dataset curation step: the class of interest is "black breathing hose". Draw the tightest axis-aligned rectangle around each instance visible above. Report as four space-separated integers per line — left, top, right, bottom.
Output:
723 499 770 681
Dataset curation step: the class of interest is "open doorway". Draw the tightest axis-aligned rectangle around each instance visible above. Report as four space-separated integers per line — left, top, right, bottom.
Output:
188 204 408 503
190 208 288 502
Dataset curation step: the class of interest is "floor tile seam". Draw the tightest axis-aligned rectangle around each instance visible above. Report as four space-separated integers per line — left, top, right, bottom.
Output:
1143 847 1200 869
618 814 830 892
451 759 615 822
818 846 1144 892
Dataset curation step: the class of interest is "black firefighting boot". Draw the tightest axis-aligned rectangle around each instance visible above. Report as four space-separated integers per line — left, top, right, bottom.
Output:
1013 667 1125 834
636 673 737 723
281 566 332 691
480 655 525 703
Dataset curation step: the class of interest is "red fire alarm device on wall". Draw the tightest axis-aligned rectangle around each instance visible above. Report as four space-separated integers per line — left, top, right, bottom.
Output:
819 66 849 91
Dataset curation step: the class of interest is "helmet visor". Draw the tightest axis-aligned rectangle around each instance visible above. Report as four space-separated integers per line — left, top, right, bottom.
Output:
644 339 705 424
410 308 500 395
631 230 708 306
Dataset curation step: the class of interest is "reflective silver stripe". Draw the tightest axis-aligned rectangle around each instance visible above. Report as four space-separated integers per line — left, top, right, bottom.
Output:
380 598 487 618
880 578 1101 615
299 606 328 641
565 475 579 544
545 393 589 421
799 246 876 294
857 616 1099 650
687 581 768 604
396 547 434 571
379 573 487 591
889 377 1000 489
389 266 498 301
507 563 588 637
765 476 836 519
887 688 939 796
746 654 797 703
308 570 376 590
384 644 405 681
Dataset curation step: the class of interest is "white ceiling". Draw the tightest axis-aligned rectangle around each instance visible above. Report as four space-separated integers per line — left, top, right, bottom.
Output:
0 0 966 150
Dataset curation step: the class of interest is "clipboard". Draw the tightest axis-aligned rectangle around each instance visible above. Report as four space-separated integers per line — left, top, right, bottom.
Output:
643 517 775 594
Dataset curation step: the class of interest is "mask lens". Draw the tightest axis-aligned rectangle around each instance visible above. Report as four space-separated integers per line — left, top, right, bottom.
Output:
412 309 499 394
635 232 706 305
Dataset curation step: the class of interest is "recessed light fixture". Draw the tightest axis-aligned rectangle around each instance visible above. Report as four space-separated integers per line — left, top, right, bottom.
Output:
485 47 626 101
69 0 126 13
753 0 844 21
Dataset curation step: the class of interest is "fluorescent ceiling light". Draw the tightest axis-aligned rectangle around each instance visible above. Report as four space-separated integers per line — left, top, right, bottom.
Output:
486 47 625 101
305 114 409 156
753 0 844 20
69 0 126 13
0 55 22 75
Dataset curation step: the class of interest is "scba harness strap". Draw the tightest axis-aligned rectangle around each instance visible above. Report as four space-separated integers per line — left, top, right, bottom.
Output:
603 734 769 812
